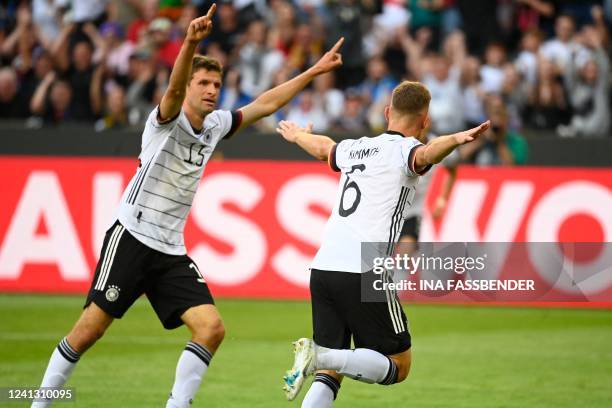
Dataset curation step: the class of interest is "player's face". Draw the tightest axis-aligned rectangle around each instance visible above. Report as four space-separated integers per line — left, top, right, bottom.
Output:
187 69 222 115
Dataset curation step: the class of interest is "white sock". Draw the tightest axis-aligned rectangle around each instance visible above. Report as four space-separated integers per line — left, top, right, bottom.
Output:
31 338 80 408
301 373 340 408
166 341 212 408
315 346 397 384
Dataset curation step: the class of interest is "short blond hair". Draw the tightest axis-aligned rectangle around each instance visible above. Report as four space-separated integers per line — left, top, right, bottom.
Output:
390 81 431 116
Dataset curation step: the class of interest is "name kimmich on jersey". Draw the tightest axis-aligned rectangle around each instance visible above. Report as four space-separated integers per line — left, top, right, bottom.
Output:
311 132 431 273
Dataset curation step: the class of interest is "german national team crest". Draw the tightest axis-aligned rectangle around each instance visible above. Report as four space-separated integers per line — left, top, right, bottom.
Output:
105 285 121 302
203 129 212 143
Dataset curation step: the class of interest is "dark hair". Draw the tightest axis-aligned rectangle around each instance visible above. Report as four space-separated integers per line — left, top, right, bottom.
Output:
191 55 223 77
391 81 431 116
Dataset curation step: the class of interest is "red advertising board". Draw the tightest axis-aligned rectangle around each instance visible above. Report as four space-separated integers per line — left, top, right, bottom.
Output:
0 157 610 304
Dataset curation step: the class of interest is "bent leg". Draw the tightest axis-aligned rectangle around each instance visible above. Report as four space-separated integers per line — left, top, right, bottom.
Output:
315 345 400 384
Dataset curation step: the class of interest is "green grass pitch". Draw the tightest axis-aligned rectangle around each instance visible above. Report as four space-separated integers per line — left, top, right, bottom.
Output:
1 294 611 407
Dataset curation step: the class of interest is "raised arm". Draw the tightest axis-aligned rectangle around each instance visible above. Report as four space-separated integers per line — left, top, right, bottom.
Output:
30 71 56 115
414 121 490 170
276 120 336 161
158 4 216 122
237 38 344 132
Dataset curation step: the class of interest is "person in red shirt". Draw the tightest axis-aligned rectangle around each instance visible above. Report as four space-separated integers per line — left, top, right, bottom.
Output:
148 17 182 68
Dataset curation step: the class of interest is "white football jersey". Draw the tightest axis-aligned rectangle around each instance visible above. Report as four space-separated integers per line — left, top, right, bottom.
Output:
311 131 430 273
116 106 241 255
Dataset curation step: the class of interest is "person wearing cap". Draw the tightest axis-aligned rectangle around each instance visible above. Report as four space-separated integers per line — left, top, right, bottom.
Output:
148 17 182 68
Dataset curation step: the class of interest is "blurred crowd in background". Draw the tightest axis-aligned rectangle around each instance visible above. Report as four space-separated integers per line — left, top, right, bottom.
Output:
0 0 610 143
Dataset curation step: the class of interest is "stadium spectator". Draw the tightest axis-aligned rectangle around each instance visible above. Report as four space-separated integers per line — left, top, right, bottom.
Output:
407 0 447 49
286 23 323 73
51 28 97 121
479 42 507 94
15 49 55 119
125 47 167 125
501 63 529 129
324 0 373 88
286 89 330 132
0 0 609 141
513 0 556 33
206 1 241 55
460 97 528 166
237 19 284 101
0 67 20 118
127 0 159 44
332 87 368 132
312 71 344 123
515 28 544 85
94 22 135 78
30 73 74 123
459 56 486 128
94 83 128 131
68 0 110 24
359 56 398 107
32 0 63 45
146 17 181 68
456 0 500 53
525 56 569 130
558 26 610 138
539 13 577 73
423 54 464 134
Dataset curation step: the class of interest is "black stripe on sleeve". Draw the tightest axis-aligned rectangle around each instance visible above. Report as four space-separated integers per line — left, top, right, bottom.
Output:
155 105 181 126
408 144 432 176
223 110 243 140
328 144 340 172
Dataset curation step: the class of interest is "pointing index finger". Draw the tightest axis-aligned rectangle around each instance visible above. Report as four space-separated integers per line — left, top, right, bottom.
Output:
205 3 217 19
330 37 344 53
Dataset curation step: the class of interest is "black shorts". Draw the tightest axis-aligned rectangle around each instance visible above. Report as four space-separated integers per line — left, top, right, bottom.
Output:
310 269 411 356
84 221 214 329
400 215 421 241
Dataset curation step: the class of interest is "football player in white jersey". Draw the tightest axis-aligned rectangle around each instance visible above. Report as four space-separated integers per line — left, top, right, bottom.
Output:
276 81 489 406
31 5 344 408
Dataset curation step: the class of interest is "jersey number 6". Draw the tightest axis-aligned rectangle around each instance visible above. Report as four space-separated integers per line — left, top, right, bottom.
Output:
339 164 366 217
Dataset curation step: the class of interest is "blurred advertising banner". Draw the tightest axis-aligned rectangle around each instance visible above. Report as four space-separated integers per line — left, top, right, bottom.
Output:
0 157 610 305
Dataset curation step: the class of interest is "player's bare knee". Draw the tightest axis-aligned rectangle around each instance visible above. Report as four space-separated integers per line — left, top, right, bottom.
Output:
207 318 225 346
192 317 225 349
388 349 411 384
396 363 410 383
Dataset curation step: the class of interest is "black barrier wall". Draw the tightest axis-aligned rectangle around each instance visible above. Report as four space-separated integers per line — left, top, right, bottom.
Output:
0 123 610 166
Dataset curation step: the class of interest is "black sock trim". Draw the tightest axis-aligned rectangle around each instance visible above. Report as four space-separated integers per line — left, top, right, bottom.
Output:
379 358 398 385
314 373 341 400
185 342 212 365
57 338 80 363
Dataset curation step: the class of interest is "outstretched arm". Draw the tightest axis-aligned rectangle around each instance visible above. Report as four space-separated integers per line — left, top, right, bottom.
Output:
158 4 216 122
276 121 336 161
414 121 490 171
237 38 344 132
